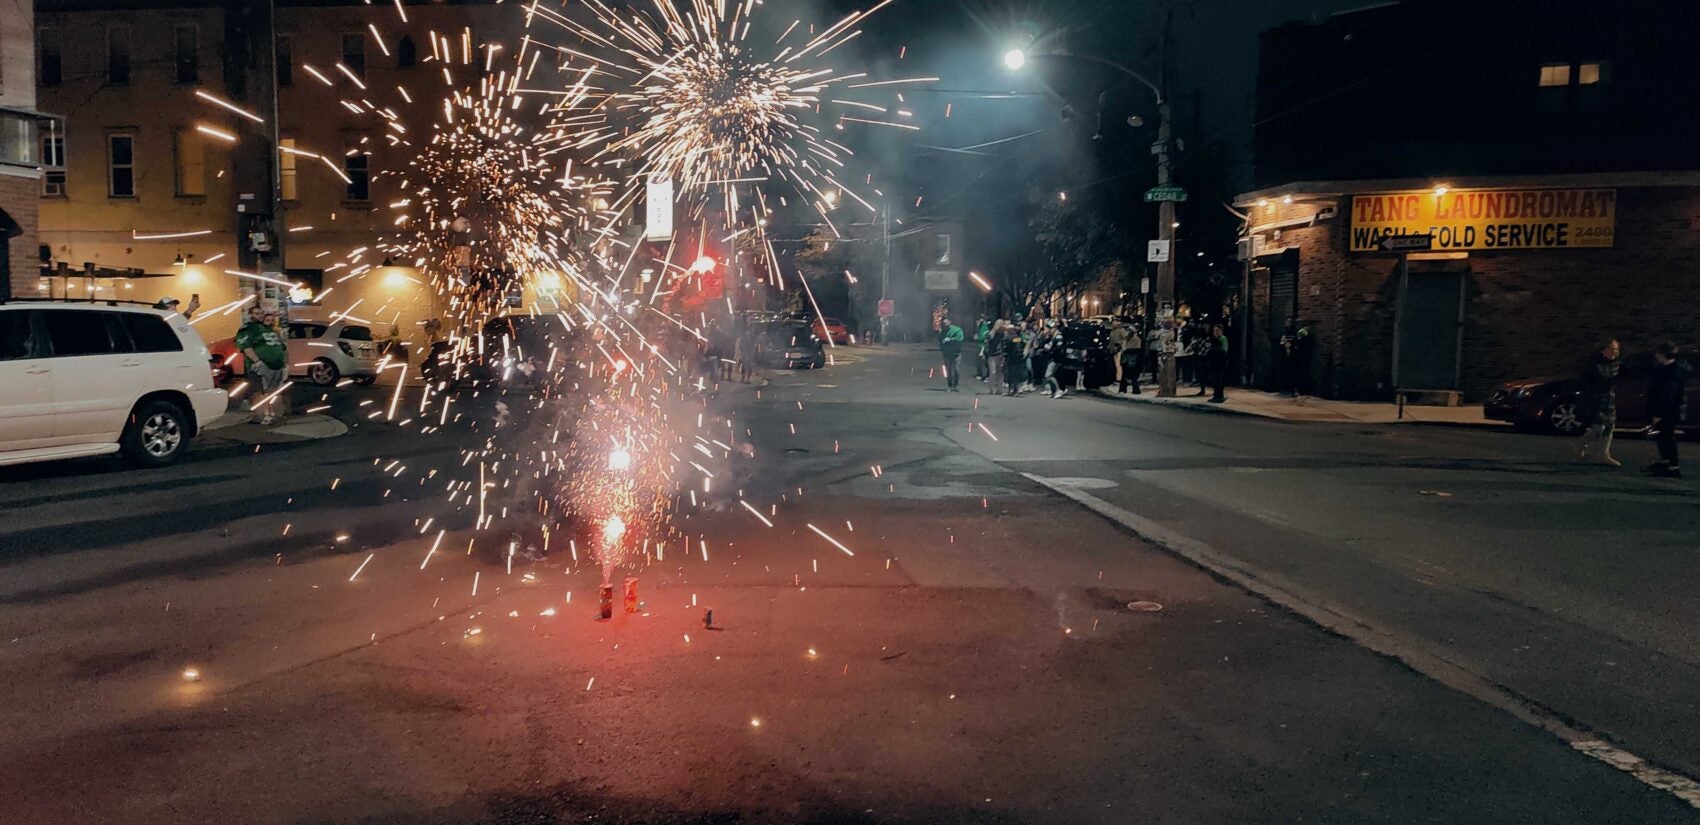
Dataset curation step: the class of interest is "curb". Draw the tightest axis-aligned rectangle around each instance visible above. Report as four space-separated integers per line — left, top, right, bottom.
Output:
1093 385 1507 429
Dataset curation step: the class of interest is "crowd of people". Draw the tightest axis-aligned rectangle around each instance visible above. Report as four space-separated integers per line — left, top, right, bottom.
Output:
935 312 1231 401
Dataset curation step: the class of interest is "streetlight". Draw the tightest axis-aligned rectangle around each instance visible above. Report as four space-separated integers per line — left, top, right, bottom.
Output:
1004 45 1179 397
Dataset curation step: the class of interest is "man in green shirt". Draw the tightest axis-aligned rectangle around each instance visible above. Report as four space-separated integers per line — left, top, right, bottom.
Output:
236 304 289 424
938 315 966 392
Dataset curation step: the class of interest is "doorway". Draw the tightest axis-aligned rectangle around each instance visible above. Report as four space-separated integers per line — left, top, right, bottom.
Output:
1393 259 1467 392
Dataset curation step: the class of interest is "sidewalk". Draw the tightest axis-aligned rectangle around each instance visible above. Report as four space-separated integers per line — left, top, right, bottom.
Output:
1098 383 1506 427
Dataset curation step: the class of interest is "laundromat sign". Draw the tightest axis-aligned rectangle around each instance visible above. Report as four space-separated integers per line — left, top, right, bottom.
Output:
1349 188 1616 252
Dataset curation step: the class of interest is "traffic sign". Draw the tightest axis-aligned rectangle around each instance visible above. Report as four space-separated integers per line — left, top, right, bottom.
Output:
1377 234 1434 252
877 298 895 318
1147 240 1171 263
1144 186 1188 203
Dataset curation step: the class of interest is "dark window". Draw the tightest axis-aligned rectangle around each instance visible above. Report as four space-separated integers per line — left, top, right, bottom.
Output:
289 323 328 340
276 35 293 86
0 311 39 361
122 313 184 353
109 134 135 198
339 325 374 341
1577 60 1611 112
396 35 417 69
342 32 367 78
107 25 132 85
174 25 199 84
344 149 370 201
38 28 62 86
42 310 119 357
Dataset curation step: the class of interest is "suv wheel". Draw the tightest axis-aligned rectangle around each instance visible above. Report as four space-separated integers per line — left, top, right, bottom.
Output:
1546 399 1587 436
121 400 190 467
309 359 341 386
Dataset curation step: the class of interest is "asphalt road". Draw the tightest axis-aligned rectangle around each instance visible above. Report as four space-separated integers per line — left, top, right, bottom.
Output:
0 345 1696 824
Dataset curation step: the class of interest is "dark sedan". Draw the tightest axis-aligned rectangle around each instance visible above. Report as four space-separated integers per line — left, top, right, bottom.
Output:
762 322 826 369
1484 352 1699 434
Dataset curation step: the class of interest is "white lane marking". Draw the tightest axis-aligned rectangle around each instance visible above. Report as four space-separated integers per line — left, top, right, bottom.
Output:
1045 477 1119 490
1022 472 1700 810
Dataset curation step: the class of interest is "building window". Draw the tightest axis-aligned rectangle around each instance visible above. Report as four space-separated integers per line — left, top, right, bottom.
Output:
344 146 370 202
279 138 299 201
108 133 136 198
174 25 199 84
1578 62 1604 85
935 234 951 266
396 35 418 69
38 28 63 86
1537 63 1570 87
173 128 206 197
276 35 293 86
41 130 66 197
1577 60 1611 111
107 25 132 85
342 32 367 78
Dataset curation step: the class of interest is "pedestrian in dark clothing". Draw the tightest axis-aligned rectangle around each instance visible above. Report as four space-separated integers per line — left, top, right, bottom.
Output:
974 316 991 381
1039 322 1066 399
1577 338 1621 465
1206 324 1229 403
1002 325 1028 396
1645 342 1688 477
939 316 966 392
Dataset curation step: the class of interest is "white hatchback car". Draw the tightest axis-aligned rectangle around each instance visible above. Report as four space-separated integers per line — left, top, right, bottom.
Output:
287 319 380 385
0 301 228 468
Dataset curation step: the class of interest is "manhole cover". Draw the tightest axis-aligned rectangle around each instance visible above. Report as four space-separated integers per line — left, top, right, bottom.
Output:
1127 601 1164 612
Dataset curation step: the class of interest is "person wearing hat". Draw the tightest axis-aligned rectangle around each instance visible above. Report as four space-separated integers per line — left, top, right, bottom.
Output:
236 304 289 424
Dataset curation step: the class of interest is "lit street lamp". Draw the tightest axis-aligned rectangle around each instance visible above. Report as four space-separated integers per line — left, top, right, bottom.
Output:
1004 45 1179 397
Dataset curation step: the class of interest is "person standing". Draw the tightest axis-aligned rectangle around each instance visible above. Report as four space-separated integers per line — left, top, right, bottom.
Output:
986 320 1008 395
236 304 289 425
1577 338 1621 466
1040 322 1067 399
1202 324 1230 402
1118 320 1144 394
1002 322 1028 396
1109 319 1132 391
1645 341 1688 478
974 315 992 382
938 315 965 392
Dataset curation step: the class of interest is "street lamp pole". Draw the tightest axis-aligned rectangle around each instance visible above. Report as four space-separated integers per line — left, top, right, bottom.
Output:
1009 48 1178 396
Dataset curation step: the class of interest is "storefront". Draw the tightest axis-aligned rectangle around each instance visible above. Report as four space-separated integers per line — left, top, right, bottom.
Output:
1235 172 1700 402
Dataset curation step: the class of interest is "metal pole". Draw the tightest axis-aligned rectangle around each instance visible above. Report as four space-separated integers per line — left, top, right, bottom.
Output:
880 200 891 344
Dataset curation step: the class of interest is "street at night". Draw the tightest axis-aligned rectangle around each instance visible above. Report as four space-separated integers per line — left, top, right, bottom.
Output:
3 347 1698 823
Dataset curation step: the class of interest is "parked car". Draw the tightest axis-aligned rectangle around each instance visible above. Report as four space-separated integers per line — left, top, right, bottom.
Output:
1053 320 1117 390
811 317 851 345
211 318 380 386
763 321 826 369
1484 351 1700 434
0 300 228 468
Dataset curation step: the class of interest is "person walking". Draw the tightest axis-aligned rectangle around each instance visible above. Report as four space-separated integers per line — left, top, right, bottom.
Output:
938 315 966 392
1118 320 1144 394
1036 321 1066 399
1645 341 1688 478
1109 319 1132 392
1203 323 1230 399
974 315 992 382
236 304 289 425
1577 338 1621 466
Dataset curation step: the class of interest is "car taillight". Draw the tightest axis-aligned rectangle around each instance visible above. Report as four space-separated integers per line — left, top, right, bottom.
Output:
338 341 354 356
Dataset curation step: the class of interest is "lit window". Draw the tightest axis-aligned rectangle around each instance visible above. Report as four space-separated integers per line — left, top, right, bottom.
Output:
279 138 298 201
108 133 136 198
1578 61 1606 85
1538 63 1570 87
174 128 205 197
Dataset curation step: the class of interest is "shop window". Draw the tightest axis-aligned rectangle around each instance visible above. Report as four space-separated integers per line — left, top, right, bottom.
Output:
174 128 206 197
276 35 293 86
342 32 367 78
107 24 132 85
108 133 136 198
174 25 199 84
279 137 299 201
38 28 62 86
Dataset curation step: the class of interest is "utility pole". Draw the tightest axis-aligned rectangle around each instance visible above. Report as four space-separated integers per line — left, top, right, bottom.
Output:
880 199 891 344
227 0 285 310
1152 6 1178 397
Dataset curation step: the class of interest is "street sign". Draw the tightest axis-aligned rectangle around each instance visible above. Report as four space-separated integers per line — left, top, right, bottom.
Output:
644 175 674 241
1140 277 1150 295
1144 186 1188 203
877 299 895 318
1377 234 1435 252
1147 240 1171 263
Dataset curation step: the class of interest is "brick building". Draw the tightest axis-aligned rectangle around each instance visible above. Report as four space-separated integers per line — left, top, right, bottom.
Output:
1238 0 1700 402
0 1 54 300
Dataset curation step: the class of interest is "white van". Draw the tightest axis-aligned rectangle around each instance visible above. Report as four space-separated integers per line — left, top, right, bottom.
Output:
0 301 228 468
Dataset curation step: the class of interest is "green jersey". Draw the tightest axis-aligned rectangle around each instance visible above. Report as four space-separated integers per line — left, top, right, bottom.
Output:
235 321 287 370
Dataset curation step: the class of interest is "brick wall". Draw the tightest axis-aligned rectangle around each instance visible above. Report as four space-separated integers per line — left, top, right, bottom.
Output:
0 172 40 300
1251 185 1700 401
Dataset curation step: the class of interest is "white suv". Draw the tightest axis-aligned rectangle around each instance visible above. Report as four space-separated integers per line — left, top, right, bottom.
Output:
0 301 229 468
